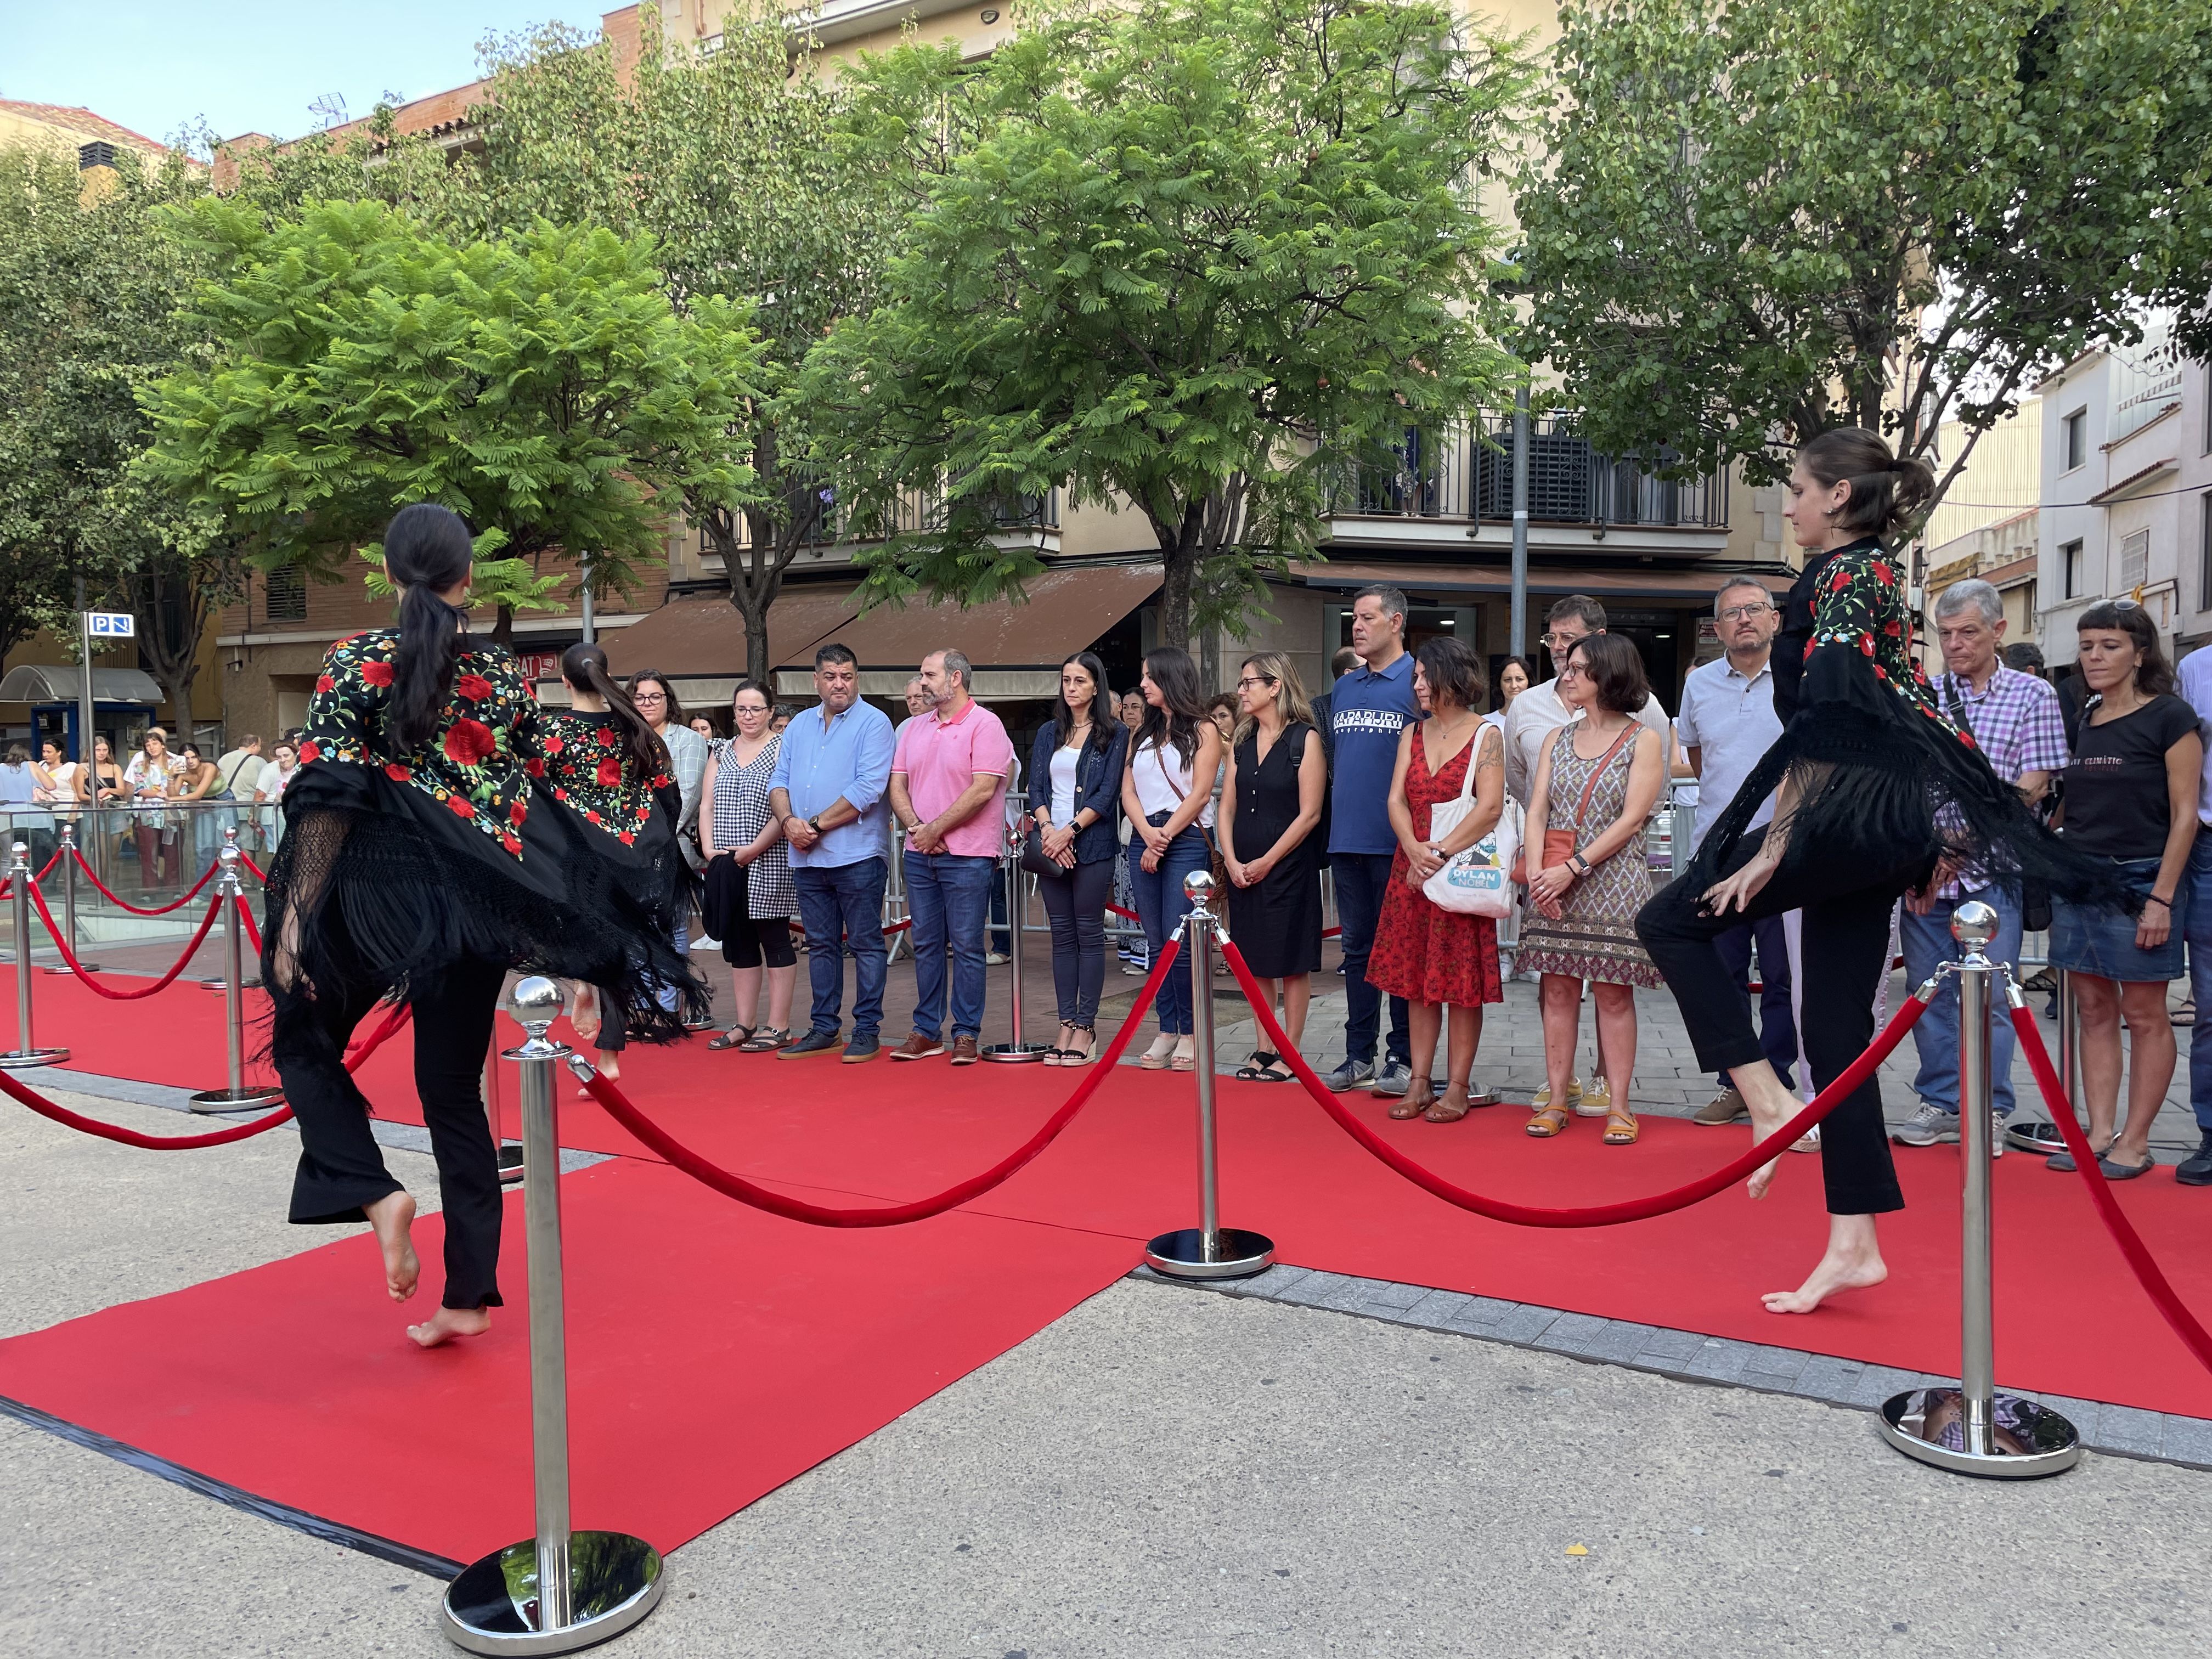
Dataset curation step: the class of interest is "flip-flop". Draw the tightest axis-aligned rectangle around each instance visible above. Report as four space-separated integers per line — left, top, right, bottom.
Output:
1234 1051 1282 1081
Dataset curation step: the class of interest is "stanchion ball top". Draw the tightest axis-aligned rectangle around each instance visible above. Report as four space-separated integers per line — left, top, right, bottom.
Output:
1183 868 1216 904
1950 899 2000 954
511 975 564 1032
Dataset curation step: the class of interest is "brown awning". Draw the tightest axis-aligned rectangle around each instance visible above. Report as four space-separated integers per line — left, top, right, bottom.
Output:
1293 560 1789 602
608 562 1164 679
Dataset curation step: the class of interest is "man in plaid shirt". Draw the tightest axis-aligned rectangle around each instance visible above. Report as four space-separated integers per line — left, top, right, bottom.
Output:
1894 580 2069 1149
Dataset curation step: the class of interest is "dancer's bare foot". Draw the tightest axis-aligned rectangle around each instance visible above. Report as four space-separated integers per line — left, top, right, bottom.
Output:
1734 1078 1797 1200
1762 1243 1887 1314
364 1191 418 1303
407 1306 493 1348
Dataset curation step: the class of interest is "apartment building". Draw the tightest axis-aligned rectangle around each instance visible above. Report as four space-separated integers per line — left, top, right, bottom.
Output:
2036 315 2212 674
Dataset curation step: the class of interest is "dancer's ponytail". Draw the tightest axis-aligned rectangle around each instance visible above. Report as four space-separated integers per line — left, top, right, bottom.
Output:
1797 428 1937 546
382 504 475 754
560 642 667 785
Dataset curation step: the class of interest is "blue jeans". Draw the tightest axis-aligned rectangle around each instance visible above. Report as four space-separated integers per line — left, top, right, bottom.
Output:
1899 884 2024 1118
1130 823 1212 1035
905 851 996 1042
1331 850 1410 1070
1714 914 1796 1088
793 857 888 1040
2185 836 2212 1133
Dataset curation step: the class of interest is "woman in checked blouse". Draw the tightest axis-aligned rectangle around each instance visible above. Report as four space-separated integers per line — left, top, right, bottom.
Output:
266 505 701 1347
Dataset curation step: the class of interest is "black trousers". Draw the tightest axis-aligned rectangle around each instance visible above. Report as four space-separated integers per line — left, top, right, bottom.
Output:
273 957 508 1310
1637 838 1924 1217
1037 857 1114 1026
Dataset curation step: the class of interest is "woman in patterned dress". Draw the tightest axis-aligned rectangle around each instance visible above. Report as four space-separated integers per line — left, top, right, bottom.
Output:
1366 637 1506 1122
701 680 800 1053
546 642 693 1089
264 505 700 1348
1637 428 2119 1316
1518 634 1667 1146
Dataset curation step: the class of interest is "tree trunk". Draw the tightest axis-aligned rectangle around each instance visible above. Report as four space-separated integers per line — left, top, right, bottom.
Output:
492 604 515 648
1153 498 1206 653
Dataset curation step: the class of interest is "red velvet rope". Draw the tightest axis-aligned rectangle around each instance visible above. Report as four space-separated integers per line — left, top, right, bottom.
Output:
238 851 267 883
0 997 410 1150
2008 1007 2212 1376
236 894 263 957
0 848 64 899
1219 936 1931 1227
574 938 1183 1226
29 884 225 1001
68 849 220 916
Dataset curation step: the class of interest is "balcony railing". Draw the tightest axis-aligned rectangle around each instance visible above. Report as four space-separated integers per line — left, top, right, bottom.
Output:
699 484 1062 557
1335 416 1728 532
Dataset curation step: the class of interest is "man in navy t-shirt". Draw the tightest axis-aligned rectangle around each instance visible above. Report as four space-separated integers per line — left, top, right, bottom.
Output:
1324 585 1419 1094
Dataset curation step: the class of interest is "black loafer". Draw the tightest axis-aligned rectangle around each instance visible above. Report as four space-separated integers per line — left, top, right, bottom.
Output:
777 1028 843 1058
2177 1133 2212 1187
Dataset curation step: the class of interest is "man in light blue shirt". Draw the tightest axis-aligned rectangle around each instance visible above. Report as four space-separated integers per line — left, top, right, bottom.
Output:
769 643 896 1062
2172 642 2212 1185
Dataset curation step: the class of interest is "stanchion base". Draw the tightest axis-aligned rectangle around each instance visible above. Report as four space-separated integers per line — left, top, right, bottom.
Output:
496 1143 526 1186
440 1530 664 1655
1878 1390 2081 1479
981 1042 1052 1063
0 1047 69 1070
1144 1227 1275 1280
187 1085 285 1114
2005 1120 2068 1156
43 961 101 975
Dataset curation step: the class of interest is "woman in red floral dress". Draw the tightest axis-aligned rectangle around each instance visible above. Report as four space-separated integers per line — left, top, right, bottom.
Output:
266 505 700 1349
540 641 692 1089
1367 637 1506 1124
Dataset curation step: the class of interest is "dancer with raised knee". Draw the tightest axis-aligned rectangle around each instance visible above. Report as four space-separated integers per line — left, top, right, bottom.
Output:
1636 429 2119 1316
263 505 703 1347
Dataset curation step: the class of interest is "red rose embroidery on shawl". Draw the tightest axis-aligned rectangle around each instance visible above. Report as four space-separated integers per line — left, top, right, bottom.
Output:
385 762 412 782
500 832 521 855
360 660 395 688
1859 634 1875 656
448 794 476 819
596 727 617 747
297 740 321 763
585 809 602 825
456 673 494 703
1872 562 1896 586
444 719 495 767
544 735 565 756
596 757 624 787
524 757 546 777
1829 570 1852 593
617 830 636 845
509 798 528 826
315 675 335 693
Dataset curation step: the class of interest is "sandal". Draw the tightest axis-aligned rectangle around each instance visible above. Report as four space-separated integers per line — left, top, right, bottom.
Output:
1525 1102 1571 1138
1388 1081 1436 1120
1601 1108 1640 1146
707 1025 757 1051
2046 1137 2117 1173
1234 1051 1282 1082
736 1026 792 1053
1060 1025 1098 1067
1423 1086 1474 1124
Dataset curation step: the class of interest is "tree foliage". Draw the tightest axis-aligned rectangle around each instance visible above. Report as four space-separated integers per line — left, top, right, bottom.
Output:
806 0 1533 650
1514 0 2212 508
442 7 896 681
139 198 767 637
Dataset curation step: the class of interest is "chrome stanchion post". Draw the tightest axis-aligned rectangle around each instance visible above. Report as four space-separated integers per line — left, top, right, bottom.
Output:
443 978 664 1653
1144 870 1273 1279
44 821 100 975
188 844 283 1113
984 842 1048 1062
1880 901 2079 1478
0 842 66 1069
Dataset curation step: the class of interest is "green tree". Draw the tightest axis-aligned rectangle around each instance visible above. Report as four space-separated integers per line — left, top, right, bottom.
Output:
139 198 767 640
444 7 895 682
805 0 1532 650
1513 0 2212 507
0 142 232 723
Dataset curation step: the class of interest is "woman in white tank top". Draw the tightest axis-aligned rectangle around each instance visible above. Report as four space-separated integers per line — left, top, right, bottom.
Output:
1118 647 1222 1070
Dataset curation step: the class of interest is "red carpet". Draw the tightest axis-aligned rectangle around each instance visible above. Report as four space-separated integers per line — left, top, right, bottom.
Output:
0 1156 1139 1564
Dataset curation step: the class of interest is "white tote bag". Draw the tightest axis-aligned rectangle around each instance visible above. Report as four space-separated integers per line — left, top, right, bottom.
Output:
1422 727 1516 918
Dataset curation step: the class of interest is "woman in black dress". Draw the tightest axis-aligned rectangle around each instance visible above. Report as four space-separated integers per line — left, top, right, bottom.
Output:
266 505 701 1348
1636 430 2118 1316
1222 651 1325 1082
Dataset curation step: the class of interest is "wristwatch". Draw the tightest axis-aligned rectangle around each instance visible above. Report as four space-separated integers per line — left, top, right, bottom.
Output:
806 814 823 834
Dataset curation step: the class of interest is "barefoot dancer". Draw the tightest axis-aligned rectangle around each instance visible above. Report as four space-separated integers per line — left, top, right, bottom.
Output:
543 642 696 1089
1636 429 2119 1316
264 505 702 1348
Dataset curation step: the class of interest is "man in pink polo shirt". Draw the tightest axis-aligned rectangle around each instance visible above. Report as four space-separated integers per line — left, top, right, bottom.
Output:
887 648 1016 1064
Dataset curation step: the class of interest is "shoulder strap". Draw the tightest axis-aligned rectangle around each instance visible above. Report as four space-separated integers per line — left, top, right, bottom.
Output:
1572 723 1639 830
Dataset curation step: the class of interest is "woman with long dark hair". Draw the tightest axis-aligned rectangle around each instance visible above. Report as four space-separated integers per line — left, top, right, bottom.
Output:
546 642 692 1090
265 504 701 1348
1637 429 2118 1316
2045 602 2200 1177
1119 647 1222 1070
1027 651 1129 1066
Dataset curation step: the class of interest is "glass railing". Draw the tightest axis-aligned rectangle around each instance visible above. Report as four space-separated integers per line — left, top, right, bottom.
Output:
0 800 268 968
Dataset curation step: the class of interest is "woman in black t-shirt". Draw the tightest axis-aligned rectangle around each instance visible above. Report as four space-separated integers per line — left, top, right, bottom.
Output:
2050 601 2203 1178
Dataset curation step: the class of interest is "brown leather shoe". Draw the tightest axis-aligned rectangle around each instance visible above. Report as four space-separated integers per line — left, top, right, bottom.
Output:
889 1030 944 1062
948 1034 981 1065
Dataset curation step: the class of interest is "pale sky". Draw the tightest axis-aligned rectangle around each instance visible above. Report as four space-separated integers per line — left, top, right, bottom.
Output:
1 2 594 149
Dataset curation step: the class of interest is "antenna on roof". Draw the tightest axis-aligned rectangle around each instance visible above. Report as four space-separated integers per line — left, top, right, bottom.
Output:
308 93 348 130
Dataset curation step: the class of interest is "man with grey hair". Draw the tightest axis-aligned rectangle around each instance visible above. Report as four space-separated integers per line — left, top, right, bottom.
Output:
1893 577 2068 1150
887 647 1015 1064
1676 576 1797 1125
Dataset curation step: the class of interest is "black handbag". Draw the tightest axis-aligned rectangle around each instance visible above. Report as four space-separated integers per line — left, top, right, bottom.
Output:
1021 823 1074 880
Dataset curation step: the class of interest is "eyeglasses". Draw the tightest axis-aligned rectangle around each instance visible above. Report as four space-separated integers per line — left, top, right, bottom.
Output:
1556 663 1587 679
1234 676 1276 691
1542 630 1587 651
1718 603 1774 622
633 691 667 702
732 703 770 716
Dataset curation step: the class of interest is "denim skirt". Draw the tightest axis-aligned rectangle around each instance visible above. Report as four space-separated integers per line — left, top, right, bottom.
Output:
2049 856 2187 982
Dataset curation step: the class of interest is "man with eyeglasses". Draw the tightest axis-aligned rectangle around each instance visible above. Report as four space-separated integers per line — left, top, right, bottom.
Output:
1501 595 1674 1117
1677 579 1798 1125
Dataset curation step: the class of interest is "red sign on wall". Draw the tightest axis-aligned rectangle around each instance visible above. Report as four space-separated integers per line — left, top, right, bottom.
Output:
516 650 561 681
